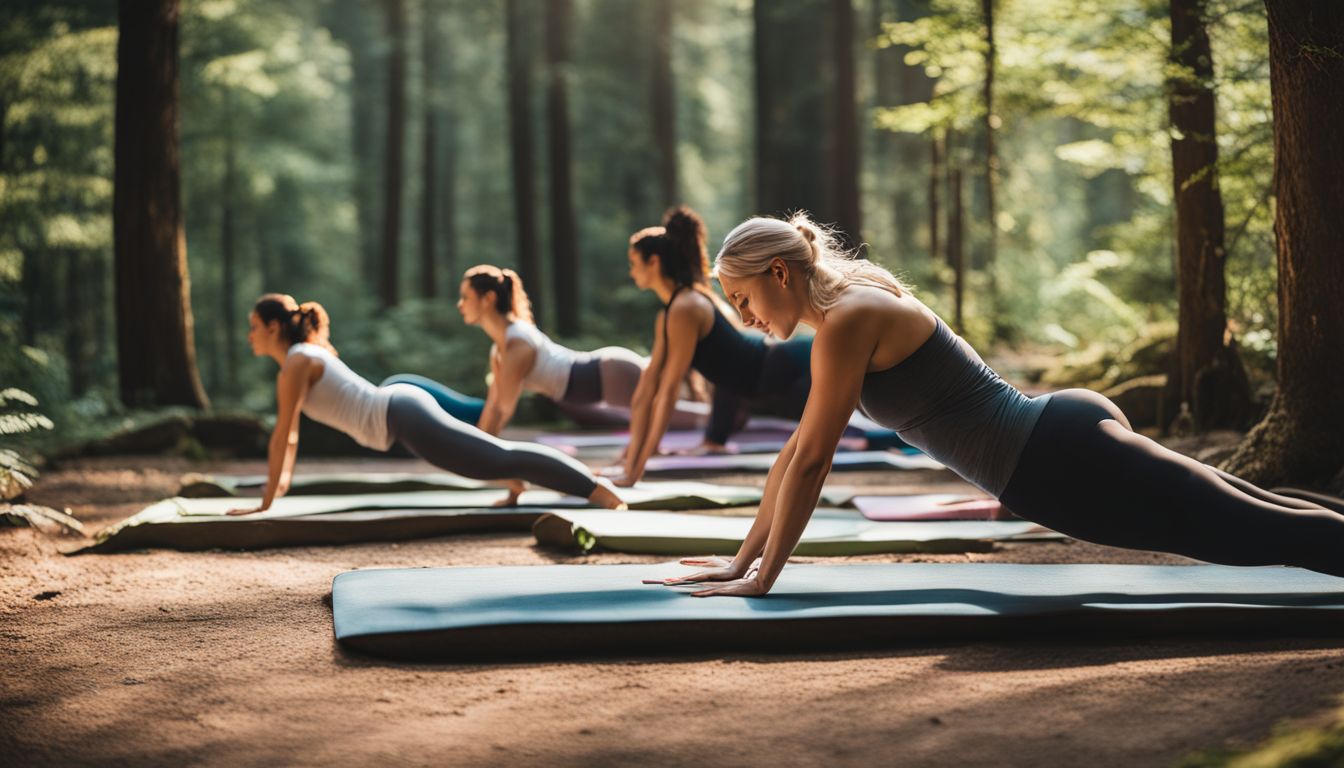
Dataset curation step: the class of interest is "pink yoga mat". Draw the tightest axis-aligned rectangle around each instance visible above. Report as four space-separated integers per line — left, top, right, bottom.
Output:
852 494 1005 521
537 428 867 454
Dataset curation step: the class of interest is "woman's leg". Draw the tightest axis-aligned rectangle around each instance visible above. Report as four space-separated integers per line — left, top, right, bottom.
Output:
591 346 707 430
1001 389 1344 577
385 385 616 504
380 373 484 424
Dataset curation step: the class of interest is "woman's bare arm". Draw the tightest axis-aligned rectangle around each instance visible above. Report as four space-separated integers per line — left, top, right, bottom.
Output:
231 354 317 515
622 297 701 484
690 309 871 596
477 340 535 436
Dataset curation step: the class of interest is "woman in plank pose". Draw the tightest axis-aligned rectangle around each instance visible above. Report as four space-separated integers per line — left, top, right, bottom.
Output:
232 293 625 514
614 206 814 485
663 213 1344 596
399 264 707 435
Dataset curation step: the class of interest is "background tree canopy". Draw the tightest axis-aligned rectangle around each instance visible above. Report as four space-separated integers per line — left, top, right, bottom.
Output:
1 0 1280 449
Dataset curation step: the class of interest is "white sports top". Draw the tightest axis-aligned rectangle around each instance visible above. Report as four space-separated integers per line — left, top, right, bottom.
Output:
289 343 394 451
503 322 578 401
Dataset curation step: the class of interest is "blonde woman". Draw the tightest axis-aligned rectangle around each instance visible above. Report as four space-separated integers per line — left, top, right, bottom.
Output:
662 214 1344 597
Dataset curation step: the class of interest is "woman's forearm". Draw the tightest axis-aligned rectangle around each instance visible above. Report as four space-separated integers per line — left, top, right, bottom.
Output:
259 429 295 509
753 455 831 588
729 435 799 571
629 390 681 476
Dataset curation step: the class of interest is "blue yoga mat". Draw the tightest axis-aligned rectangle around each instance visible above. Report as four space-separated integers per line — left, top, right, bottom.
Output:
331 563 1344 660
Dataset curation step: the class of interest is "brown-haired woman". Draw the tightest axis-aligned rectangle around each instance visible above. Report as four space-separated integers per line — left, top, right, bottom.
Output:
449 264 706 435
231 293 625 514
614 206 814 486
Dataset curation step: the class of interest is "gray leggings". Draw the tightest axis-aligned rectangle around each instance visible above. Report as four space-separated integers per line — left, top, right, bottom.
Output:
385 385 598 498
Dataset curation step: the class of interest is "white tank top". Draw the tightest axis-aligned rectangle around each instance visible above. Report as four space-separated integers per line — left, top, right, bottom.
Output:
503 322 577 401
289 343 394 451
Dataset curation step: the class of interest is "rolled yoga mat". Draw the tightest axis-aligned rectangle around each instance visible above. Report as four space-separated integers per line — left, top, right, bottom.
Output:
331 562 1344 661
176 471 486 498
75 481 779 554
636 450 943 476
851 494 1006 522
533 510 1054 555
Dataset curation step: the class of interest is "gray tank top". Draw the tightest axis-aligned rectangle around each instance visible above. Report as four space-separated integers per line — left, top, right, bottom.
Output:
858 316 1046 496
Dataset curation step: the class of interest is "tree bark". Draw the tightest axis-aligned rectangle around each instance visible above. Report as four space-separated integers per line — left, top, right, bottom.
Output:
947 131 965 334
1223 1 1344 490
113 0 208 409
928 129 941 265
829 0 861 246
221 100 238 395
546 0 579 336
652 0 677 208
754 0 828 220
505 0 541 318
981 0 999 331
379 0 408 309
419 0 438 299
1163 0 1251 433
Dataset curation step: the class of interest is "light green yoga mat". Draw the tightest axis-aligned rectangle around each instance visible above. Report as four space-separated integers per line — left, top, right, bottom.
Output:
75 481 775 553
533 509 1058 555
176 471 486 497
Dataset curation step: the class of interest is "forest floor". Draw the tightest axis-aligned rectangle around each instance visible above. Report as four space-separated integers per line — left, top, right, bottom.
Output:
3 435 1343 767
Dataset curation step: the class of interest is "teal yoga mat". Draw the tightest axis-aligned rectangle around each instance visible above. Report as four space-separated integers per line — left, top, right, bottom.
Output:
331 563 1344 660
176 471 486 497
76 481 776 553
533 510 1055 555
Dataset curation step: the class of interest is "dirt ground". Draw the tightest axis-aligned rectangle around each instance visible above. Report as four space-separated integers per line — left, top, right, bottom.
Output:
3 449 1343 767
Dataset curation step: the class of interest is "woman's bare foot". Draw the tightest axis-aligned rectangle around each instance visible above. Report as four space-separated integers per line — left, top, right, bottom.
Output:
588 478 628 510
492 479 526 507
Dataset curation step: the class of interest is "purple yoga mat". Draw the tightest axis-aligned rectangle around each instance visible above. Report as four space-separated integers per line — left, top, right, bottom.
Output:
537 427 867 454
852 494 1005 521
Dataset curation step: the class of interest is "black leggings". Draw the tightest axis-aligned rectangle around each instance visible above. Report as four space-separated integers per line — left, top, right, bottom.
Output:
999 388 1344 578
385 385 598 498
705 341 812 445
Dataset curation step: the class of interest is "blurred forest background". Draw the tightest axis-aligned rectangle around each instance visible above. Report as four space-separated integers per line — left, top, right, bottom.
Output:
4 0 1339 486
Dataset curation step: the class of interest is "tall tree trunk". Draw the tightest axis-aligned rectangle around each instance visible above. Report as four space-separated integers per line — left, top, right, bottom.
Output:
419 0 439 300
1163 0 1250 433
221 102 238 395
829 0 862 246
379 0 407 309
112 0 208 409
546 0 579 336
440 97 458 287
64 251 89 396
652 0 677 208
981 0 999 332
1223 1 1344 490
754 0 828 220
505 0 541 318
928 129 942 265
947 131 965 334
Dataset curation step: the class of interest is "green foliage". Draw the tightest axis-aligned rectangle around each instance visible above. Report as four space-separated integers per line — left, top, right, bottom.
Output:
1178 705 1344 768
872 0 1274 372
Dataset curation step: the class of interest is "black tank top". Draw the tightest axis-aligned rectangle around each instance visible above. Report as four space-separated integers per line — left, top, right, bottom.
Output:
664 286 768 397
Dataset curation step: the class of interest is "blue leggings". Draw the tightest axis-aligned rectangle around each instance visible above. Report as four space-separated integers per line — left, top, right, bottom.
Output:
380 374 484 424
999 389 1344 577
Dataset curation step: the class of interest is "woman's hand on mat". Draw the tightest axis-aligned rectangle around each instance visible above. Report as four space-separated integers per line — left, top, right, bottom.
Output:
689 577 770 598
226 505 267 516
678 555 732 569
657 557 755 586
674 440 733 457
